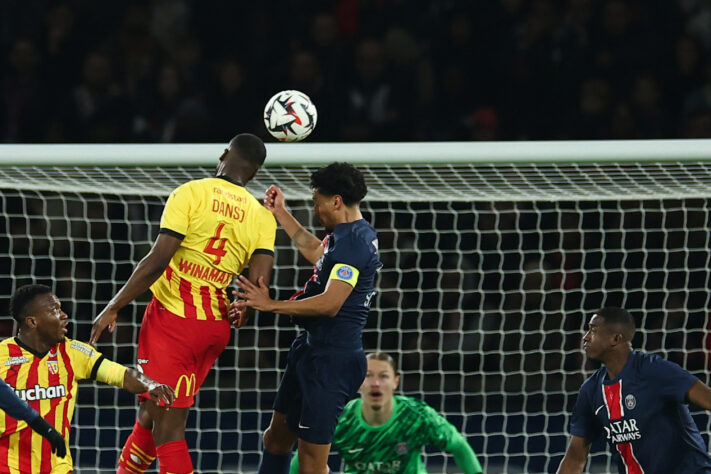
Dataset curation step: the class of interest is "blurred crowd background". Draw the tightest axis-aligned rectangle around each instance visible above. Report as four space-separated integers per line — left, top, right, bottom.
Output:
2 0 711 144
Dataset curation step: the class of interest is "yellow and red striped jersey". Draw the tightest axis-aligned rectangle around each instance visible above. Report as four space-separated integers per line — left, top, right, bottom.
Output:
150 176 276 321
0 337 105 474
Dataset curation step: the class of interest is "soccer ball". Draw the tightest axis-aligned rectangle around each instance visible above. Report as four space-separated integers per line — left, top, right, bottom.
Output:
263 90 317 142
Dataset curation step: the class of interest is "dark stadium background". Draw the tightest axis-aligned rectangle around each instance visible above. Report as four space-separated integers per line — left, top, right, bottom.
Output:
2 1 711 472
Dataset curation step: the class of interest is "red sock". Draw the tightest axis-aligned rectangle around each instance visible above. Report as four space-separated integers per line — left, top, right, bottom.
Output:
156 440 194 474
117 420 156 473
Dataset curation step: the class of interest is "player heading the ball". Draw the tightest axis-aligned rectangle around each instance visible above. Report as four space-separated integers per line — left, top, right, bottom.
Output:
91 133 276 474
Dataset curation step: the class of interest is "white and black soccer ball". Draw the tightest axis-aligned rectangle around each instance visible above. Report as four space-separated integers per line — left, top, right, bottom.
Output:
263 90 317 142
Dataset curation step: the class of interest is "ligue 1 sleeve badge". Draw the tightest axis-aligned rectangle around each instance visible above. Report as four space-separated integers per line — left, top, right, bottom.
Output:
625 394 636 410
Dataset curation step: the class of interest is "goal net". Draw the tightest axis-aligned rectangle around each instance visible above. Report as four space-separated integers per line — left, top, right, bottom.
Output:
1 140 711 473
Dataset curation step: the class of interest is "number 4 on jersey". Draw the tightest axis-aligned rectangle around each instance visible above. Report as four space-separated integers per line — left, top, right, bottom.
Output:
204 223 228 265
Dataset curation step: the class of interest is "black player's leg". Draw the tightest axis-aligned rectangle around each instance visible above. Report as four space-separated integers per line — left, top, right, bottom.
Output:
263 410 298 453
257 410 297 474
143 400 193 473
143 399 189 445
136 400 153 429
117 402 158 473
296 438 331 474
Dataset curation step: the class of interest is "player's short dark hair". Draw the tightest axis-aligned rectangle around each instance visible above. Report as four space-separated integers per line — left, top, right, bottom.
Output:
10 284 52 326
595 307 636 340
230 133 266 166
366 352 399 375
310 162 367 206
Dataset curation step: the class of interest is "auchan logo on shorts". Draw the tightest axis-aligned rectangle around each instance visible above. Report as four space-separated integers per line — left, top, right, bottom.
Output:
175 373 197 397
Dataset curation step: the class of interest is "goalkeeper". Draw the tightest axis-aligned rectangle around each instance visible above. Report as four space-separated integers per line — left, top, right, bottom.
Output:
289 352 483 474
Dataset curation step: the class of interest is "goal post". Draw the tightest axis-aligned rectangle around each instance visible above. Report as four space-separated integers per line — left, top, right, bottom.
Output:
1 140 711 473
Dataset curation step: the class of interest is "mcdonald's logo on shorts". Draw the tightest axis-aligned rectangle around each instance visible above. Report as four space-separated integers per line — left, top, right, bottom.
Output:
175 373 197 397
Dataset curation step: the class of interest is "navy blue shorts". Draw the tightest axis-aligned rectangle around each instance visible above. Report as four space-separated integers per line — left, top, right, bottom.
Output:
273 332 367 444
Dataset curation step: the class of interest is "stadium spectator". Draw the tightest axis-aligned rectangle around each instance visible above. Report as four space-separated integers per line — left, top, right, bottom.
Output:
1 284 173 472
90 134 275 474
289 352 482 474
1 2 710 141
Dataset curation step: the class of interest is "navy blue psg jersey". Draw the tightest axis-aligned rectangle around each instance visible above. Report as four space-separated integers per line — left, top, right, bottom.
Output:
570 351 711 474
291 219 380 349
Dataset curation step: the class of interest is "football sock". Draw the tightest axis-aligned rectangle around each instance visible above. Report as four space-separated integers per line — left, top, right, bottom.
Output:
156 440 194 474
257 451 291 474
117 420 156 473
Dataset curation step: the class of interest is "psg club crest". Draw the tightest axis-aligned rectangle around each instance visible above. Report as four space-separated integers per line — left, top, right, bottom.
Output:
395 442 409 455
47 360 59 375
337 266 353 280
625 394 636 410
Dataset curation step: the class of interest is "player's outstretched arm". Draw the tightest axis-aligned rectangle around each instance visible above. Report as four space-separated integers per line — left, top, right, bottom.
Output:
687 380 711 410
1 378 66 458
123 368 176 407
556 435 591 474
264 185 323 264
448 434 483 474
234 275 353 317
90 233 182 345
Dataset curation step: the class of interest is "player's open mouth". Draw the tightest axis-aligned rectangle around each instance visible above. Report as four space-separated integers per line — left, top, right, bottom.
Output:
369 391 383 399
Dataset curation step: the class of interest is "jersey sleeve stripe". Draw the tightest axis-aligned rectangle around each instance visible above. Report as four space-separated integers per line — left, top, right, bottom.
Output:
42 351 63 472
18 357 41 473
179 278 197 318
158 228 185 240
252 248 275 257
58 343 74 438
90 355 106 380
216 288 227 316
0 344 22 468
200 286 215 320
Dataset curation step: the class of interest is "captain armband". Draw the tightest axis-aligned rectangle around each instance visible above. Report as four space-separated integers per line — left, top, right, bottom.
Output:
329 263 360 288
95 359 128 388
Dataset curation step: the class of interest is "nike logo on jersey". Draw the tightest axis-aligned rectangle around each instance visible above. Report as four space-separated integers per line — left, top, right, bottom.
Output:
347 448 364 453
595 405 605 415
298 423 310 429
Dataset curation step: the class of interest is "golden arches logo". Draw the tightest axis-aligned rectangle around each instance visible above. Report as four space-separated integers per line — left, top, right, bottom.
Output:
175 373 197 397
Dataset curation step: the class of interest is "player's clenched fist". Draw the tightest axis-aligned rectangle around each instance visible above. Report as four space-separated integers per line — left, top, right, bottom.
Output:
264 185 286 216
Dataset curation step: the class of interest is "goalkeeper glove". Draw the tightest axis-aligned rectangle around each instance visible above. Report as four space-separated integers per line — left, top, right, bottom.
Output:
28 416 67 458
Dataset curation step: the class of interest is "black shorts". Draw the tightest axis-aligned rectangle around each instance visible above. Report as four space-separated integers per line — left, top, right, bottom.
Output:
273 332 367 444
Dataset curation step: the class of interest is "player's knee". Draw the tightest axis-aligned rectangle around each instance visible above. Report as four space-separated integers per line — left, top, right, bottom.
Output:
262 427 294 454
297 460 329 474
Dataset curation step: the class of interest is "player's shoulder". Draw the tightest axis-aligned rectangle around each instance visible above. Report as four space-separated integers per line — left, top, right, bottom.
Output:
630 350 682 375
334 219 377 239
396 395 438 416
65 338 99 358
332 220 378 254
